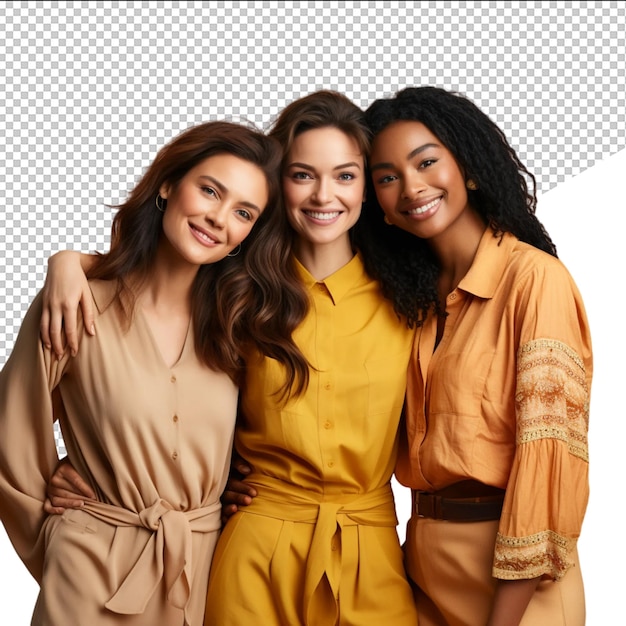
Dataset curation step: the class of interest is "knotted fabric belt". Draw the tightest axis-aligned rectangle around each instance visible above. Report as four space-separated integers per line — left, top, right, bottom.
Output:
82 498 221 625
241 474 398 626
414 480 505 522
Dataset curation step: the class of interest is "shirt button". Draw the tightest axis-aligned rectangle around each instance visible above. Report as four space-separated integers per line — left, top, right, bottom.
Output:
331 542 338 551
324 382 331 390
173 415 179 423
171 451 178 460
170 375 177 383
449 293 457 301
327 460 334 468
324 421 332 429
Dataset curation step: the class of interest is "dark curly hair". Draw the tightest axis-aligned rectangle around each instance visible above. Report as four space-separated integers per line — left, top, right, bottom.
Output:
354 86 557 328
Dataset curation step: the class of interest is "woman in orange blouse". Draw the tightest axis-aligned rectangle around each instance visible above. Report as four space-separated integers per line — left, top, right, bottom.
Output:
359 86 592 625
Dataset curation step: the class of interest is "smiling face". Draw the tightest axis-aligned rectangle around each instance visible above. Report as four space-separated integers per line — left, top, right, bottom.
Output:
282 126 365 248
159 153 269 267
369 120 473 243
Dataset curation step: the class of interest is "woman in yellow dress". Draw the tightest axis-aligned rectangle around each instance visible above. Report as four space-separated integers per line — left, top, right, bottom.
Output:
203 91 418 625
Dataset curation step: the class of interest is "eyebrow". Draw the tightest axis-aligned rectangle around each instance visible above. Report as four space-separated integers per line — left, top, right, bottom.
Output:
370 143 440 172
287 161 362 171
198 175 262 213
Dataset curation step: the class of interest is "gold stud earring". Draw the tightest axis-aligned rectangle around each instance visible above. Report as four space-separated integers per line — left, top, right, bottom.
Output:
466 179 478 191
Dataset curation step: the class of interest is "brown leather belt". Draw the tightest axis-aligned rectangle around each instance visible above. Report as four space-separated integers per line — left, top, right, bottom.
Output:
414 481 505 522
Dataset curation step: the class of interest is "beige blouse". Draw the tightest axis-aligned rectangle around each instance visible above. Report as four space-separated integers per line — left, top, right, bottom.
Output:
0 280 237 625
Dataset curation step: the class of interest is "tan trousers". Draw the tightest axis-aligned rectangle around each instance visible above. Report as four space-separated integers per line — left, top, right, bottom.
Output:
403 515 585 626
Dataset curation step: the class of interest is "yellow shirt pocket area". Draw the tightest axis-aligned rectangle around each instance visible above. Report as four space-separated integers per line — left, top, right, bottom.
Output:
364 349 412 417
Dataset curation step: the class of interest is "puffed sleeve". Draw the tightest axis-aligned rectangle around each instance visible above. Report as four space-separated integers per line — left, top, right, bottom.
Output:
493 257 592 581
0 291 68 582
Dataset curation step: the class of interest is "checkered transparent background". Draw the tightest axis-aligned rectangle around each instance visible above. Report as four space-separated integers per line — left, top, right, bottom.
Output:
1 1 625 454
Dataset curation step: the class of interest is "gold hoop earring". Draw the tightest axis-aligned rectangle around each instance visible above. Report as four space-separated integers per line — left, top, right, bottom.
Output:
227 243 241 257
384 215 393 225
155 194 166 212
466 179 478 191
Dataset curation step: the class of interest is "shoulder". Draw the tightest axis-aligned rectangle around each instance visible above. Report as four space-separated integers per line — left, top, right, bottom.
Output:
506 236 579 292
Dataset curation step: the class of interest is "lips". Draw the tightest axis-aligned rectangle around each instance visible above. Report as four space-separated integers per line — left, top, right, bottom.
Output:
189 223 221 245
303 210 341 221
405 196 441 216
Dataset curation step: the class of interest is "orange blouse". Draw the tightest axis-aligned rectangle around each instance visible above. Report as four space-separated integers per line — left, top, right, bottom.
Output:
395 228 592 581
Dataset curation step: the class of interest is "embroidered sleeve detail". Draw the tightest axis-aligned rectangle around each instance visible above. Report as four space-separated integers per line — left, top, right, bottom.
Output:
493 530 575 581
516 338 589 462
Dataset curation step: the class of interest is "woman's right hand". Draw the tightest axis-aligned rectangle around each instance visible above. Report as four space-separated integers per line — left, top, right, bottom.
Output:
220 454 257 525
43 458 96 515
40 251 95 359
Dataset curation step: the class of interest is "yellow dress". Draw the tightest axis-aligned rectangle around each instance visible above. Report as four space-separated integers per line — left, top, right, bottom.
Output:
0 280 238 626
205 253 418 625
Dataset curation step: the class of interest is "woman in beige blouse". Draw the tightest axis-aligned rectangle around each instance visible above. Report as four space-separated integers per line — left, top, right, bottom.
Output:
0 120 308 626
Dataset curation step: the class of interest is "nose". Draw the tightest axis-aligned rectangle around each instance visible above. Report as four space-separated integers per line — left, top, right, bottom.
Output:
401 170 427 200
204 203 227 229
311 177 333 205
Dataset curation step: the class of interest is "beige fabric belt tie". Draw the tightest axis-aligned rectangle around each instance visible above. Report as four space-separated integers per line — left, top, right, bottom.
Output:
82 498 221 625
242 475 398 626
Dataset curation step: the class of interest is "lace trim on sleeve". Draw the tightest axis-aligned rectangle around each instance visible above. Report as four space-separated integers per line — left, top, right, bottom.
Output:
494 530 575 580
516 338 589 462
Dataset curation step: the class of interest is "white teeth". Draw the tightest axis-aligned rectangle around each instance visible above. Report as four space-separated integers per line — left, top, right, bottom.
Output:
305 211 340 221
407 197 440 215
192 225 216 243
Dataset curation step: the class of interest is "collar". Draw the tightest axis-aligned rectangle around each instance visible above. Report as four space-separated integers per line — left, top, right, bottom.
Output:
294 252 369 306
457 229 518 299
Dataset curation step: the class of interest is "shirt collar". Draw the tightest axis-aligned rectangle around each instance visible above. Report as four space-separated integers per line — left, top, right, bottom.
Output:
457 228 518 299
294 252 368 305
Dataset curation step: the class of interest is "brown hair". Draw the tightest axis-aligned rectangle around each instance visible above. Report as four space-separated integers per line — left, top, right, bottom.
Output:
268 90 371 170
88 120 310 390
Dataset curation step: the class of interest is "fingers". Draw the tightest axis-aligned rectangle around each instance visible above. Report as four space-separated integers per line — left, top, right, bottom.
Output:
43 498 66 515
221 503 239 525
40 250 95 359
48 305 68 360
62 301 80 358
227 478 257 498
80 286 96 337
47 492 85 509
232 458 252 476
49 461 96 500
221 490 253 507
40 307 52 351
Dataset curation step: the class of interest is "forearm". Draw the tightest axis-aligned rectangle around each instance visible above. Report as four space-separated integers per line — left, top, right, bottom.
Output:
486 577 541 626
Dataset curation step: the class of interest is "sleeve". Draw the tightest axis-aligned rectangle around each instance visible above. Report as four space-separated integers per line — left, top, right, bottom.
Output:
493 259 592 581
0 291 68 582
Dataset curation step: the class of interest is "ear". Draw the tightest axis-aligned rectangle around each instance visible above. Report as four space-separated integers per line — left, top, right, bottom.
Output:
159 182 170 200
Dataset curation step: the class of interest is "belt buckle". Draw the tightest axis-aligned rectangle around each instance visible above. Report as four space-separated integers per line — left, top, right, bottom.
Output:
417 493 442 519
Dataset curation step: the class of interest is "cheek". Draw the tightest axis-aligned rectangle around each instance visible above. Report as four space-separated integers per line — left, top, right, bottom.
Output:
346 185 365 211
373 187 396 213
231 221 256 244
282 181 302 212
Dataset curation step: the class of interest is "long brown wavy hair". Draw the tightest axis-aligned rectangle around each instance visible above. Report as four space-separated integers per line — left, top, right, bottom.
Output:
87 120 310 391
264 89 372 337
